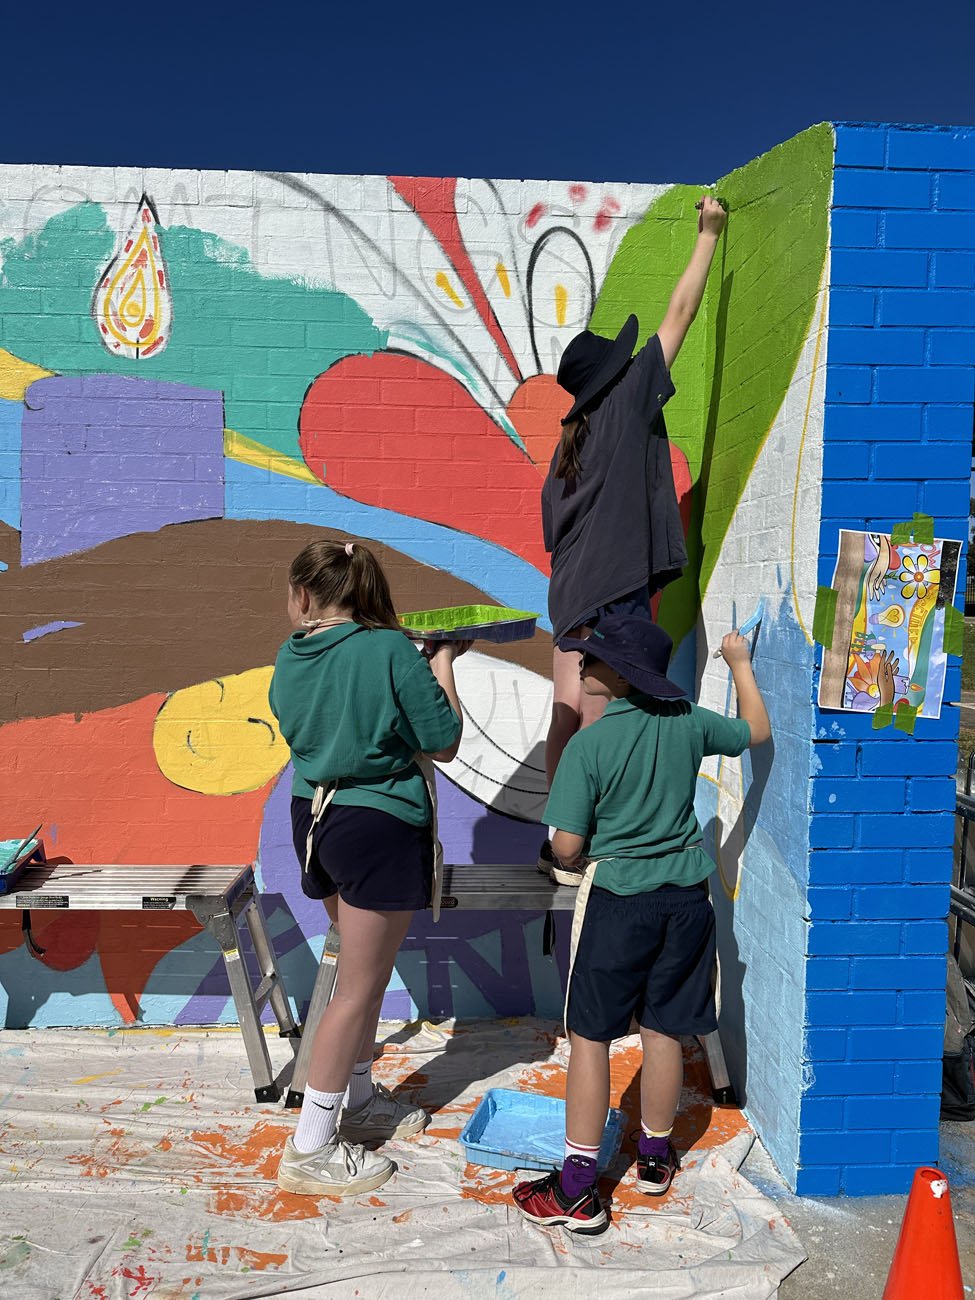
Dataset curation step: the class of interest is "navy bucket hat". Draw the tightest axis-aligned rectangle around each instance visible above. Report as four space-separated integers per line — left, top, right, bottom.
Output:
557 313 639 424
558 613 686 699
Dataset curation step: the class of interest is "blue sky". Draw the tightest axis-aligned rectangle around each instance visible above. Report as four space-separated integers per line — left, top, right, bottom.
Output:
5 1 974 183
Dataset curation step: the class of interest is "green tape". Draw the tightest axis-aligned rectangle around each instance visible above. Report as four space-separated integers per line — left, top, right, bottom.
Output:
943 603 964 658
891 513 935 545
872 703 893 731
813 586 838 649
894 704 919 735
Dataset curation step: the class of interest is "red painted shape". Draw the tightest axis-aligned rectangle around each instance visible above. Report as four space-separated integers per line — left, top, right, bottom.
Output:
389 176 522 382
568 184 587 204
594 197 621 232
525 202 546 228
300 353 550 574
0 698 272 986
505 373 566 469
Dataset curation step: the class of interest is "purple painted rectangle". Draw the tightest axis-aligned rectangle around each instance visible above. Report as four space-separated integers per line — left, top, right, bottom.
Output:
20 374 225 565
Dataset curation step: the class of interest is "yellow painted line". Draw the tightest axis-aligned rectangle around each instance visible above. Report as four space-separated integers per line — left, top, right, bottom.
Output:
72 1069 125 1085
554 284 568 327
435 270 464 308
496 262 512 297
223 428 321 485
790 268 829 648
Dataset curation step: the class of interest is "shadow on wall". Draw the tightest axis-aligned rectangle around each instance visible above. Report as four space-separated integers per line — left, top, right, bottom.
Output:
704 735 775 1108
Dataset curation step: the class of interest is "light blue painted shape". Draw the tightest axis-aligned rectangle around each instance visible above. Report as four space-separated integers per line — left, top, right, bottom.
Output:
22 620 83 643
0 398 22 530
225 457 552 629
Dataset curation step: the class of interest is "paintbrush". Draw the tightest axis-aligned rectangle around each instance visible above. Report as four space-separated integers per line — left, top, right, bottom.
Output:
711 602 765 659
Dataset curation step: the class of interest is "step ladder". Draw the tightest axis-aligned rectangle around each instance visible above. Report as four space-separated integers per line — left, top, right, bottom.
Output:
285 863 738 1109
3 861 301 1103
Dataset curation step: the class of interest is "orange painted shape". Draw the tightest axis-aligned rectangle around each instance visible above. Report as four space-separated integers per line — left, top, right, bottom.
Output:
505 374 567 470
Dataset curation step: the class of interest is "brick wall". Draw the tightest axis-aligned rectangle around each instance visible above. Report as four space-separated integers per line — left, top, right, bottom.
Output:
799 123 974 1196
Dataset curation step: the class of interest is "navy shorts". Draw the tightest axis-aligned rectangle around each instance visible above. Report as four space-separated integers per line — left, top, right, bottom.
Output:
291 797 433 912
566 880 717 1041
583 584 653 629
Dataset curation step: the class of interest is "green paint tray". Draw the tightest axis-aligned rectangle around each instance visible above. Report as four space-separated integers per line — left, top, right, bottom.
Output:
400 605 538 644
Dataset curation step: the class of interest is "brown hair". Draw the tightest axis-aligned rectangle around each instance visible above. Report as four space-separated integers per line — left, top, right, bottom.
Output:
554 412 589 481
288 540 401 631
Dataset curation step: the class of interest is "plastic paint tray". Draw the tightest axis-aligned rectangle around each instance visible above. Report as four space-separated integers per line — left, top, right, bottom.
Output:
458 1088 625 1173
400 605 538 644
0 837 40 896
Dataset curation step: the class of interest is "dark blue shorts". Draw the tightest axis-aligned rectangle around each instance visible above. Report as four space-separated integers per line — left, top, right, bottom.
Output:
291 798 433 912
583 584 653 629
566 880 717 1041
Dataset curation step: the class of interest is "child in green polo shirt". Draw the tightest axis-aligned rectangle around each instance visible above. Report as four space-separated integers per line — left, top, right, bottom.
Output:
513 613 770 1235
268 538 469 1199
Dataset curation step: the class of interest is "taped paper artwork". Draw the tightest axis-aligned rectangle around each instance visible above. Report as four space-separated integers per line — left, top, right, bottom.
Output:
818 529 961 720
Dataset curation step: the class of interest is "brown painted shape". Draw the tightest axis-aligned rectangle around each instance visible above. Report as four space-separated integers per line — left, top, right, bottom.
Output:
4 520 551 722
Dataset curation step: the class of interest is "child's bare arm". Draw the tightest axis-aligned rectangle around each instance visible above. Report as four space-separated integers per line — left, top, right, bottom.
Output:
656 196 727 370
720 632 771 746
552 829 586 867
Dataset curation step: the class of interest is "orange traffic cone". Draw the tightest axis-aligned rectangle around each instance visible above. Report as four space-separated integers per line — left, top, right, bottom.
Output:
882 1167 964 1299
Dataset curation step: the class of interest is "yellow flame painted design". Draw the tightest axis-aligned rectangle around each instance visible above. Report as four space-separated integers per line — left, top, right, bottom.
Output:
95 198 171 358
554 284 568 327
496 262 512 298
435 270 464 309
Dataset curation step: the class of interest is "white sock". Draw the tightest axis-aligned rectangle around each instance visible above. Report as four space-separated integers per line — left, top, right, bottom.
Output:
564 1135 601 1163
344 1059 374 1112
294 1085 343 1153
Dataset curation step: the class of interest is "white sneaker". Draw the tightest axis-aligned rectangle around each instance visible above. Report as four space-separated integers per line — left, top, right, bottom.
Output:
552 858 588 887
276 1135 394 1196
340 1083 429 1142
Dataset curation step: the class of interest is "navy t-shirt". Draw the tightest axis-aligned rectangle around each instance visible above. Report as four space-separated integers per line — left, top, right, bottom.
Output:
541 335 687 640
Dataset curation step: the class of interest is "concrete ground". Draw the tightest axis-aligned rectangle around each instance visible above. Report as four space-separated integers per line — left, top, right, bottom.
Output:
742 1122 975 1298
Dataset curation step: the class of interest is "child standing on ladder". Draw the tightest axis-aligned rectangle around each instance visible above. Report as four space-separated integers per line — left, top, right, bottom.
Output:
513 616 771 1234
539 195 727 881
269 539 470 1197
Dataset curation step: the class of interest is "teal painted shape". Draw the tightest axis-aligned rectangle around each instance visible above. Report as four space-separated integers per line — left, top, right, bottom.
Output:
0 398 21 529
0 203 386 460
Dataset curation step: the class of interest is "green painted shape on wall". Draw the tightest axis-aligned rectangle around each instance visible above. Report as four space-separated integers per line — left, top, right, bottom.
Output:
592 124 833 646
0 203 385 460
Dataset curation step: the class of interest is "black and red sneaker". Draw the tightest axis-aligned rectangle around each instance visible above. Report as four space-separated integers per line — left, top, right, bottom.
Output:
635 1141 680 1196
512 1170 609 1235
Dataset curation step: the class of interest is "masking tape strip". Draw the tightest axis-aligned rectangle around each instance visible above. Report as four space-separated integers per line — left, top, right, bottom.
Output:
943 603 964 658
891 513 935 545
813 586 838 649
894 704 919 735
872 703 894 731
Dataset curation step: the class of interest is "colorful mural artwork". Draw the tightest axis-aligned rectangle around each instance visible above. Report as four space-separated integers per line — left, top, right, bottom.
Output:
0 128 832 1063
819 529 961 720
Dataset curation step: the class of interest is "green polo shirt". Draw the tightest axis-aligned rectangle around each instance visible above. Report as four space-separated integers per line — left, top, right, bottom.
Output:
268 624 461 826
544 693 752 895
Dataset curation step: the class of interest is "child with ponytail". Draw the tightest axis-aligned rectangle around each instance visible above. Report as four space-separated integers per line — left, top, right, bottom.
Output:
269 539 470 1196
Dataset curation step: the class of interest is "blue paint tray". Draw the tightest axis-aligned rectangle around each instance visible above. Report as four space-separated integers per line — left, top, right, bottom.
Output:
458 1088 625 1173
0 829 42 896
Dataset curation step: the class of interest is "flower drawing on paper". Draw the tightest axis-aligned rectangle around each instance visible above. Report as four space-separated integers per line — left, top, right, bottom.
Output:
899 553 939 601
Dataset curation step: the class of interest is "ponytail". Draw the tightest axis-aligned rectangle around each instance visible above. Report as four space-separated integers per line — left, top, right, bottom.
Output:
554 412 589 481
288 540 401 631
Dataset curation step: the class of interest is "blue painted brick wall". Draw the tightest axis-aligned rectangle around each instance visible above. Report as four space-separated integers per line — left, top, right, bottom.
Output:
799 122 973 1198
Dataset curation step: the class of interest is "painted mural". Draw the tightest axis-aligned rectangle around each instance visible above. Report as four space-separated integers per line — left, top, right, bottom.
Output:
0 124 832 1034
819 528 961 720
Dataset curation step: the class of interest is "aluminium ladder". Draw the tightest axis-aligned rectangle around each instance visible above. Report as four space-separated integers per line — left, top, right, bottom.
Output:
2 861 300 1102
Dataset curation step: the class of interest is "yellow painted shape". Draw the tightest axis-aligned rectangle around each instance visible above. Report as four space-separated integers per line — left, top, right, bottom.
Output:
0 348 52 400
72 1069 125 1085
496 262 512 297
153 666 289 795
435 270 464 308
223 428 321 484
98 224 163 353
554 283 568 327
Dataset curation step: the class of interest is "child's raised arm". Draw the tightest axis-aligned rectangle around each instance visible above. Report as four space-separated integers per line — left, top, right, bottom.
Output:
656 196 727 370
720 631 772 746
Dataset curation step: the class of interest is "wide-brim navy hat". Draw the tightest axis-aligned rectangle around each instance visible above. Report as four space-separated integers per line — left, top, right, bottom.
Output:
557 314 639 424
558 613 686 699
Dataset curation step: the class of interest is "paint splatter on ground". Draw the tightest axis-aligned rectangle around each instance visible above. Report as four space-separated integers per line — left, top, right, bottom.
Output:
0 1022 803 1298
